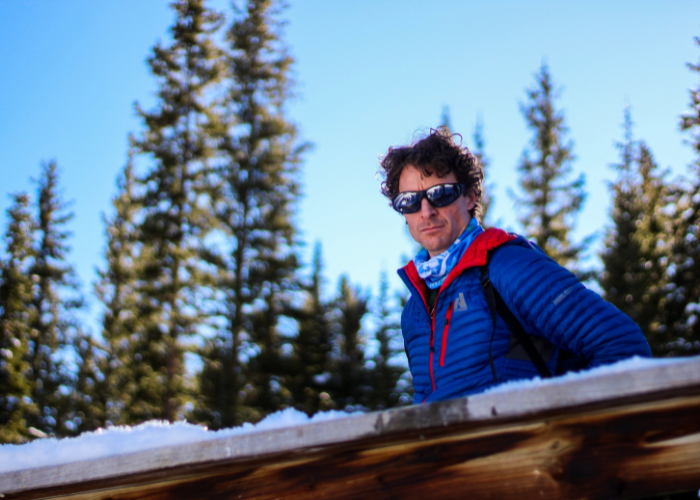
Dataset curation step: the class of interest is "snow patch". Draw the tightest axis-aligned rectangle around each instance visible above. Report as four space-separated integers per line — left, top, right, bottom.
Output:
482 356 691 396
0 407 360 474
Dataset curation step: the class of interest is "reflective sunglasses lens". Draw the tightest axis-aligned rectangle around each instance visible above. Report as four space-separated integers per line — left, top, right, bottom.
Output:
392 191 421 214
426 184 462 207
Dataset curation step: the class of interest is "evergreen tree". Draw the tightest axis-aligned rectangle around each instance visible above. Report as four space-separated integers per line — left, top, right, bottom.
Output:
681 38 700 154
203 0 305 421
94 158 143 426
600 108 671 354
66 331 108 434
129 0 225 422
191 331 245 428
285 245 335 416
0 193 37 443
366 272 404 411
665 36 700 356
27 160 82 436
392 287 414 406
473 116 493 225
331 276 369 411
515 64 586 270
439 108 493 225
439 106 453 132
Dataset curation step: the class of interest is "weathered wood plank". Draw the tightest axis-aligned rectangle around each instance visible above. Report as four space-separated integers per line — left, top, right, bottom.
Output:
3 358 700 500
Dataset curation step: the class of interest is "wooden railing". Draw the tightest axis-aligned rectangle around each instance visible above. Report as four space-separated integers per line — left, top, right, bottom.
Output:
3 357 700 499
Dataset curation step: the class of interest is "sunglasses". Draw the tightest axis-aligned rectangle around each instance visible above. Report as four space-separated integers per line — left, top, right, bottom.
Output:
391 183 466 214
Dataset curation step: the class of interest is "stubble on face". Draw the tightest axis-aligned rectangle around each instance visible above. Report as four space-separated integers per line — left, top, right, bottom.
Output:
398 165 475 257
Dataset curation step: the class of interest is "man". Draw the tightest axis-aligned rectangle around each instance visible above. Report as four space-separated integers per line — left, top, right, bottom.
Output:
380 129 651 404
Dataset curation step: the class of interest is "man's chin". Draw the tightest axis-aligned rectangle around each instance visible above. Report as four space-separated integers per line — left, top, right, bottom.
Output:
421 239 449 257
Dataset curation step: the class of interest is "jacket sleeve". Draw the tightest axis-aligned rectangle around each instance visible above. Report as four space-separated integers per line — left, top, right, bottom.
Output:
489 244 651 367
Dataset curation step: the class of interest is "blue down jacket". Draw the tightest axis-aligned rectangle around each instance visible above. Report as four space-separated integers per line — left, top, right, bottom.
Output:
398 228 652 404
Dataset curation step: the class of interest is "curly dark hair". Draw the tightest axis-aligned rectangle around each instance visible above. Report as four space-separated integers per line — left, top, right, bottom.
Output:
379 128 484 220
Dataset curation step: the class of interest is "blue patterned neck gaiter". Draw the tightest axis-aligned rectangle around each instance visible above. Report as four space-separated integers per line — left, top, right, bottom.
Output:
413 218 484 290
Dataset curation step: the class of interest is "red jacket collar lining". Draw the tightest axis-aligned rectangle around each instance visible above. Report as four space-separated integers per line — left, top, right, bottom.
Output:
404 260 429 312
402 228 517 304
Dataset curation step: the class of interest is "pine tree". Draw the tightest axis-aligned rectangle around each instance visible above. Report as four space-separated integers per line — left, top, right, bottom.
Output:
331 276 369 411
67 331 108 434
285 245 335 416
516 64 586 270
473 116 493 225
0 193 37 443
191 331 245 428
628 142 671 350
681 38 700 156
439 108 493 225
665 36 700 356
440 106 453 132
600 108 640 313
204 0 305 420
129 0 225 422
366 272 404 411
600 108 671 354
27 161 82 436
393 287 414 406
94 158 143 426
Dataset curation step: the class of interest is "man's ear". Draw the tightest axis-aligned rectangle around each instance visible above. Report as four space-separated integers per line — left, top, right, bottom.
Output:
465 191 477 210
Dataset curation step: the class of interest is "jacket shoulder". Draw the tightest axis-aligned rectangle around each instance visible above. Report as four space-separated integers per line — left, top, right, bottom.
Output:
440 228 517 290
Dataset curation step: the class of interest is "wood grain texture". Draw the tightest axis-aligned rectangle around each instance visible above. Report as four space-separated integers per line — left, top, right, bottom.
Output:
3 357 700 500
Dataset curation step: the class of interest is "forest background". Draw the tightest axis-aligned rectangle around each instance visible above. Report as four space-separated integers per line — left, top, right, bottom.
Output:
1 0 700 444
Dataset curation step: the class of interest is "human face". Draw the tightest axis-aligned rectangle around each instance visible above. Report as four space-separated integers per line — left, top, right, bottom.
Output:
398 165 476 257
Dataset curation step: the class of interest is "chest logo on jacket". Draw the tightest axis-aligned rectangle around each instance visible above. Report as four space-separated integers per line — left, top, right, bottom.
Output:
454 293 468 312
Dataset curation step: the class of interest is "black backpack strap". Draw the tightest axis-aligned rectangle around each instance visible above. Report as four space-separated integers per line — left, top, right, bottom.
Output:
480 266 499 382
480 255 553 381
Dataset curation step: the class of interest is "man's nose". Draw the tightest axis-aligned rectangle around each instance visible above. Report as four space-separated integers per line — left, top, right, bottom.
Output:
420 197 437 217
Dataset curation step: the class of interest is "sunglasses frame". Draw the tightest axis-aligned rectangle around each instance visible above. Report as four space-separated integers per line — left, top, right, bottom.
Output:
391 183 466 214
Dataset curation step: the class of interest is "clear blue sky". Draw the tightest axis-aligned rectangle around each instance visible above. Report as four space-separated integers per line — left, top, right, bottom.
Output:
0 1 698 327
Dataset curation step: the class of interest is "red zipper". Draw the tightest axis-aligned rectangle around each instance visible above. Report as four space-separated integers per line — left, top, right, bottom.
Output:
429 327 435 392
440 302 454 367
428 291 441 392
402 264 444 394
